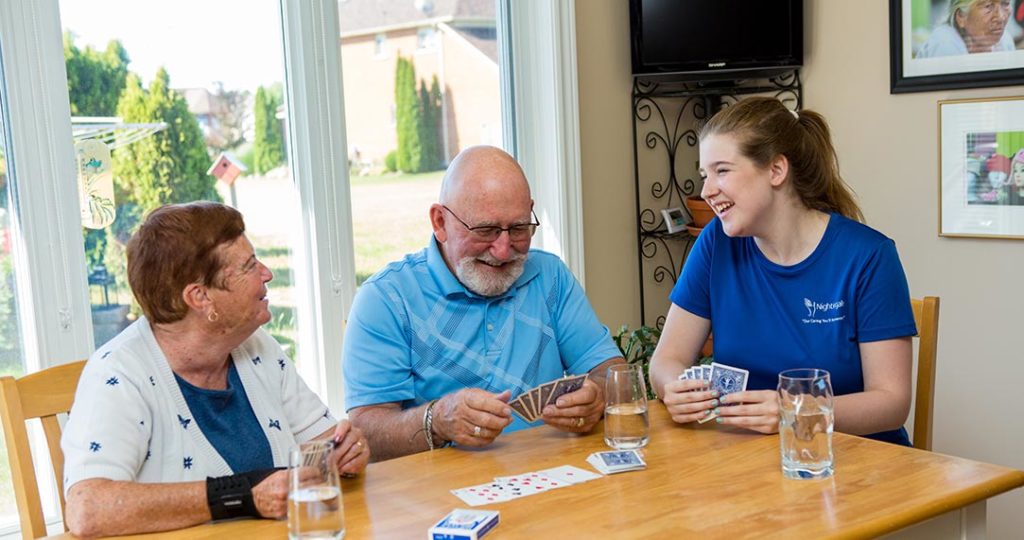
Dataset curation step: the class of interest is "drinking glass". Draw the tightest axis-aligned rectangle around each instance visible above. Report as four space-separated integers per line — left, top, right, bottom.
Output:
603 364 650 449
288 440 345 539
778 368 834 480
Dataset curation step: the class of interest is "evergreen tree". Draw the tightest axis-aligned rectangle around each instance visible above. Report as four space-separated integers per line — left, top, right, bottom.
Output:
64 33 130 116
111 69 218 243
252 86 285 174
418 80 436 172
429 76 445 165
394 56 416 173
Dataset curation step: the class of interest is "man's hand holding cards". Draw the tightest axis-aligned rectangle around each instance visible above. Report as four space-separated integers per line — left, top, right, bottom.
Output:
508 373 602 432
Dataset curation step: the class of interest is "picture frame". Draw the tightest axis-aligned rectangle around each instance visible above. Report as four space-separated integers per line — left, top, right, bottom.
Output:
938 96 1024 239
889 0 1024 94
661 207 688 234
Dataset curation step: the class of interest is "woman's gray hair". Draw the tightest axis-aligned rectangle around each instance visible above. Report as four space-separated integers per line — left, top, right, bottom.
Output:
948 0 977 27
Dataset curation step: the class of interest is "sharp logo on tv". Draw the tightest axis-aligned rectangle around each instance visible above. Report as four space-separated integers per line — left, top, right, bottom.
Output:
708 62 726 68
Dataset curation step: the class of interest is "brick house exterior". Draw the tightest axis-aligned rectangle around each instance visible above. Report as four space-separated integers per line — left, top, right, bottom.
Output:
339 0 501 167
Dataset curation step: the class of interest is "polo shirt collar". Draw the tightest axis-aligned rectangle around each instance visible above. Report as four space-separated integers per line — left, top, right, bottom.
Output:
426 235 541 300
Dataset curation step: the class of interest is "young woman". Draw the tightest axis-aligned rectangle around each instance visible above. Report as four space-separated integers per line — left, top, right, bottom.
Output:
649 97 917 446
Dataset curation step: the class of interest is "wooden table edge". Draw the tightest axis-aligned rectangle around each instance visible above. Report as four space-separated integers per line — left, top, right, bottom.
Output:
830 469 1024 539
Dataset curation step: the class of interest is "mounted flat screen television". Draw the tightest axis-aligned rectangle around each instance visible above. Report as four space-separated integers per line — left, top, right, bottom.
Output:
629 0 803 80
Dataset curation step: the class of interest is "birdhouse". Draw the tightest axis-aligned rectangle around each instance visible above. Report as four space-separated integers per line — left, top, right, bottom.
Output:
207 152 248 186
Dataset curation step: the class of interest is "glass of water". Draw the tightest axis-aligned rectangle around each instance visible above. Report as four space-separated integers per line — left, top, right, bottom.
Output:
778 368 834 480
604 364 650 449
288 440 345 539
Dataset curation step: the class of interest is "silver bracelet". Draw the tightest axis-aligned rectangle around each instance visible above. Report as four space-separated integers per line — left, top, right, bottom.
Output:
423 399 439 450
422 399 451 450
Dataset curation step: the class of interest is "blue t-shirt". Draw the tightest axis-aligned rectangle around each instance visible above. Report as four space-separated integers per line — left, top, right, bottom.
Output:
175 362 274 473
670 214 917 446
342 237 622 432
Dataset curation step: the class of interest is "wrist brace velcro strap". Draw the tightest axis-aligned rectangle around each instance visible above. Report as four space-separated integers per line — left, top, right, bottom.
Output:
206 468 282 521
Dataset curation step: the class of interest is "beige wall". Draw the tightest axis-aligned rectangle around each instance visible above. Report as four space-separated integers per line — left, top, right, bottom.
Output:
576 1 1023 536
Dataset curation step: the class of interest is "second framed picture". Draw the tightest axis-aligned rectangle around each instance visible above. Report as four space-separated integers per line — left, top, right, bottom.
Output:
889 0 1024 93
939 96 1024 239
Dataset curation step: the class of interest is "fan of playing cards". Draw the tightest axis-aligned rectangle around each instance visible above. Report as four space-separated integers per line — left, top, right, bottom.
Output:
678 362 749 424
508 374 588 423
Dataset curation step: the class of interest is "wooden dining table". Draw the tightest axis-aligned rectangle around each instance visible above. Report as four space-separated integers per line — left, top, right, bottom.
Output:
48 404 1024 539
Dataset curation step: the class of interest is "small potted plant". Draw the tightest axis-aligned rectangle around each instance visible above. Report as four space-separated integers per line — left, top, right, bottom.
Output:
685 196 714 228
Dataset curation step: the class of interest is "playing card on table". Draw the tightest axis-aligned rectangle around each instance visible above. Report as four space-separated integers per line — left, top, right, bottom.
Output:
451 481 517 506
537 465 602 485
492 471 569 495
546 374 588 407
586 449 647 475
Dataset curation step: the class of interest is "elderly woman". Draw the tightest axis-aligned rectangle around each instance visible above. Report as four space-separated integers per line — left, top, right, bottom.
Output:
919 0 1013 57
61 202 368 537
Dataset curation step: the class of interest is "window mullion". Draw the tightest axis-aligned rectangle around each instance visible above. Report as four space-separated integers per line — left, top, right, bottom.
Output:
0 0 94 371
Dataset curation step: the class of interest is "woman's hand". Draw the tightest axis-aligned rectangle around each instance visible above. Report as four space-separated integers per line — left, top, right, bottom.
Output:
662 378 719 424
251 470 290 518
714 390 780 434
329 420 370 476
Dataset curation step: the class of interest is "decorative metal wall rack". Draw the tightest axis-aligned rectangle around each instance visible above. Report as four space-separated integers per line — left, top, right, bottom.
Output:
632 70 802 327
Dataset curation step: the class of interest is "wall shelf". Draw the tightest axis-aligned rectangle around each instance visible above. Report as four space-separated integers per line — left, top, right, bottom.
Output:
631 70 802 327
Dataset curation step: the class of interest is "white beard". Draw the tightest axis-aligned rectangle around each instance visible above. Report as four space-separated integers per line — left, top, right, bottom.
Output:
455 251 527 297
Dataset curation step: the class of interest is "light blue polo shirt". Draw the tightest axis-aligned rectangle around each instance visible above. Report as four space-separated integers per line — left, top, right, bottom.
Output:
342 237 621 431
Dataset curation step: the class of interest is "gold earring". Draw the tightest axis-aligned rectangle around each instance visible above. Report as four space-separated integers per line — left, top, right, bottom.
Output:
208 310 220 323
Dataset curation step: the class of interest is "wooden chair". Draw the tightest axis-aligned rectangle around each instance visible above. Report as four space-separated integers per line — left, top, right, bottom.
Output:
0 360 86 539
911 297 940 451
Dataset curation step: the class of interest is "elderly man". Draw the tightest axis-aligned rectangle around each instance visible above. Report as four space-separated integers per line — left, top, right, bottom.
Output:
919 0 1013 57
343 145 624 460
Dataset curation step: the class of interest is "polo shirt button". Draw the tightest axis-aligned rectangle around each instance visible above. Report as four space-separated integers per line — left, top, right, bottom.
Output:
487 324 494 332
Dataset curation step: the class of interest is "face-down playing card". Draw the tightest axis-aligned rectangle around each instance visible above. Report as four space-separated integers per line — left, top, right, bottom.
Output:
546 374 588 408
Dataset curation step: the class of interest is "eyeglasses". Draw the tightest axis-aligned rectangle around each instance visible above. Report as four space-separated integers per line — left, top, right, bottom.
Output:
441 205 540 242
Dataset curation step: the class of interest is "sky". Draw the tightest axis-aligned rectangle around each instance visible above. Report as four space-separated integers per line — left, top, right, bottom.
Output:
58 0 286 92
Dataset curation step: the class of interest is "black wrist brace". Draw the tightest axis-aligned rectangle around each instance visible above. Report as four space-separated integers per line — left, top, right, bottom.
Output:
206 467 283 521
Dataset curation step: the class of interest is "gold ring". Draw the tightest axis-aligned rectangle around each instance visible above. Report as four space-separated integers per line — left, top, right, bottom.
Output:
575 417 585 428
473 425 482 437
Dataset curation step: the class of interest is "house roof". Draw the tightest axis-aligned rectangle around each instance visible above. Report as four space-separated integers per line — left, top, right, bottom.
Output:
338 0 494 35
177 88 224 116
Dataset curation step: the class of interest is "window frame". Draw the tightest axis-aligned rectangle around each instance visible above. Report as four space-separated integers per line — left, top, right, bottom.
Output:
0 0 585 448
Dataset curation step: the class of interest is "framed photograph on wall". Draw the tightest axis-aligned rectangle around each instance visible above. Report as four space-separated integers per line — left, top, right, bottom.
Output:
889 0 1024 93
939 96 1024 239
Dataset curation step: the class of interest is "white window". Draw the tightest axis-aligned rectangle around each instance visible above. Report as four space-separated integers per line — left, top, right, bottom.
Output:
0 0 582 535
417 27 438 51
374 33 388 58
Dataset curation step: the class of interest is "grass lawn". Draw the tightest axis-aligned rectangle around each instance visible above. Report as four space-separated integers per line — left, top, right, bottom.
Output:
350 171 442 284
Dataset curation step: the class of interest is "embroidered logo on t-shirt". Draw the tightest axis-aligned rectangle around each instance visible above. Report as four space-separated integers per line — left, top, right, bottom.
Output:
802 297 846 324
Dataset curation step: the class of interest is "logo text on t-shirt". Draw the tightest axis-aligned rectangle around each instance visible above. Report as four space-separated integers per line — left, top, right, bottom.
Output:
802 297 846 324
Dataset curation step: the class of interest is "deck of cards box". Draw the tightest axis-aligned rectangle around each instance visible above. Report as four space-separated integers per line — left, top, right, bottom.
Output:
508 373 588 423
429 509 499 540
678 361 749 424
586 450 646 475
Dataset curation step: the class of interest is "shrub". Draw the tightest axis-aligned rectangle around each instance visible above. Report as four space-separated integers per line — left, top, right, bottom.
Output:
384 150 398 172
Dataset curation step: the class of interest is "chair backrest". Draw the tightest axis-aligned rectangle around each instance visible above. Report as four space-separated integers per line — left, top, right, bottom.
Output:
910 297 940 451
0 360 86 539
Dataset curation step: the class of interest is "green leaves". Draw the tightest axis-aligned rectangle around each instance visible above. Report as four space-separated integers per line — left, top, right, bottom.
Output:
613 325 661 399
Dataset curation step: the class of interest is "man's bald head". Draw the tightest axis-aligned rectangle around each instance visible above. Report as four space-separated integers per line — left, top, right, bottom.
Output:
439 145 531 208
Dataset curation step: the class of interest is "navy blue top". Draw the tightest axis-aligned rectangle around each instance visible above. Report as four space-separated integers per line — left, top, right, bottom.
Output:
671 214 917 446
175 362 274 472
